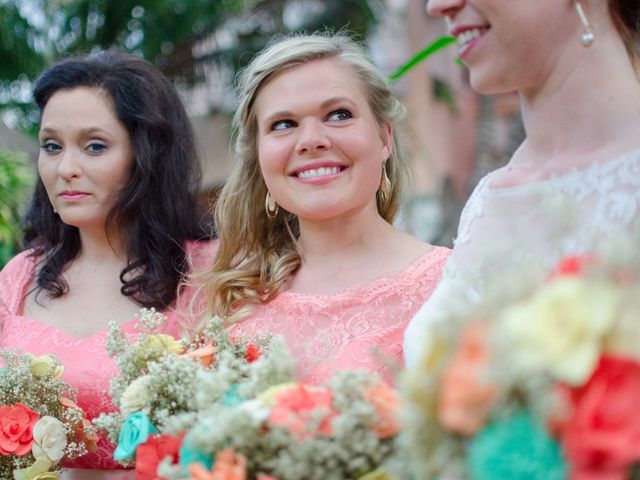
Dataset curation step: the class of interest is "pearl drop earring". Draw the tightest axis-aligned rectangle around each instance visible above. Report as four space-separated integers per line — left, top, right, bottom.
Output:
575 1 595 47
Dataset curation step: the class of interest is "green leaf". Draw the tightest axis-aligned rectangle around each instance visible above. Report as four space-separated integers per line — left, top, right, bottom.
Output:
389 36 456 82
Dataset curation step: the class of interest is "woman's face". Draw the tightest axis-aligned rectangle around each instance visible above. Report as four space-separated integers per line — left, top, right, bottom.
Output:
426 0 575 94
254 58 391 223
38 87 134 234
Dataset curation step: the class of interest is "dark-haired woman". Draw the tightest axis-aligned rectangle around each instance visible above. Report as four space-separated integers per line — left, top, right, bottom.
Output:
0 52 213 478
405 0 640 364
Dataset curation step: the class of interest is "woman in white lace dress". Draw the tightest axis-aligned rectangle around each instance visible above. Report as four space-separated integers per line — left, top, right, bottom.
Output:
404 0 640 364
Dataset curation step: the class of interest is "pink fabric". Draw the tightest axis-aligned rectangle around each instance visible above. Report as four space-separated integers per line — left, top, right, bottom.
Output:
0 240 215 470
232 246 449 386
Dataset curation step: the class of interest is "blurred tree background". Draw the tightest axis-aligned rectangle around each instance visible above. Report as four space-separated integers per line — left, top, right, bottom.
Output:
0 0 379 131
0 0 381 267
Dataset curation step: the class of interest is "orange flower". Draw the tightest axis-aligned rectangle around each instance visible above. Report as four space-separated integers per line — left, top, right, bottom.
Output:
268 385 336 439
61 397 98 452
362 382 401 439
180 344 216 368
438 322 497 436
188 449 247 480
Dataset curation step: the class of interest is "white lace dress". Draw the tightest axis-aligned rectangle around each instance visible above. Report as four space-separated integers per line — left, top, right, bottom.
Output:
404 148 640 365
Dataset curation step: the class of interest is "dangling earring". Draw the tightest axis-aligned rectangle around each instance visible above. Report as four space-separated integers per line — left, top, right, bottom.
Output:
379 161 391 204
575 1 595 47
265 191 279 220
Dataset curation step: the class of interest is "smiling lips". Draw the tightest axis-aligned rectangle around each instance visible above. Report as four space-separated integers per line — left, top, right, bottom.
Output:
60 191 90 201
291 164 346 184
452 26 489 58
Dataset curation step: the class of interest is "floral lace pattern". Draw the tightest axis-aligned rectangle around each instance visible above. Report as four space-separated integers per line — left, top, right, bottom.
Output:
0 241 215 470
404 149 640 366
232 246 449 386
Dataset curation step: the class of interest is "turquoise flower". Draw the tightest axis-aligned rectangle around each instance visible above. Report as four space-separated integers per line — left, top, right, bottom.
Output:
179 426 215 473
468 410 567 480
113 411 158 461
222 384 244 407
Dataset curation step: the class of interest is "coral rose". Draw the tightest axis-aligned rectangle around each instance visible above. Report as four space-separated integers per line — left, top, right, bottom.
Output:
188 449 247 480
268 384 336 439
362 382 401 439
136 433 185 480
0 403 39 456
438 322 497 436
560 355 640 479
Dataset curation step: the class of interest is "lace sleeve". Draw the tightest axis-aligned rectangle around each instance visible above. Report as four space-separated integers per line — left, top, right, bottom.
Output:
454 174 492 247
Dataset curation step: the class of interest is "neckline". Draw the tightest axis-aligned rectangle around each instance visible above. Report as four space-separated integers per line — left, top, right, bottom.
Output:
485 147 640 194
274 245 448 302
4 314 140 343
7 251 141 342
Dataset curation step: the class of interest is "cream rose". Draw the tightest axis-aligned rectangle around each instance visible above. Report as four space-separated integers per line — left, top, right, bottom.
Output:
501 277 620 385
120 375 153 415
32 416 67 463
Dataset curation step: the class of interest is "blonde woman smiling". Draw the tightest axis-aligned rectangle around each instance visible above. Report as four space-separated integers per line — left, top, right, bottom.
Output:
202 34 450 385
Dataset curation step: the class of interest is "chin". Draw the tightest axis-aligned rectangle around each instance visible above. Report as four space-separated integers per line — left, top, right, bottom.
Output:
468 69 515 96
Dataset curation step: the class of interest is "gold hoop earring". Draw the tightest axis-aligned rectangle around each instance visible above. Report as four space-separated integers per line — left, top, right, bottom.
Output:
379 161 391 204
265 191 279 220
575 1 595 47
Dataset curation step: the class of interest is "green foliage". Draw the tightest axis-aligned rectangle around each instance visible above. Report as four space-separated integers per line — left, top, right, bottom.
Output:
389 36 456 82
0 149 33 268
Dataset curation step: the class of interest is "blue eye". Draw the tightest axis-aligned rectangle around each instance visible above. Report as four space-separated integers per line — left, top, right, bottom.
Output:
41 141 62 154
86 142 107 154
271 119 297 131
328 109 352 122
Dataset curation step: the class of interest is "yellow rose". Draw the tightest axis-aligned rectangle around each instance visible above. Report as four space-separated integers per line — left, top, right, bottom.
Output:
358 468 390 480
605 289 640 361
500 277 620 385
29 355 64 380
13 458 60 480
135 334 183 359
257 383 299 406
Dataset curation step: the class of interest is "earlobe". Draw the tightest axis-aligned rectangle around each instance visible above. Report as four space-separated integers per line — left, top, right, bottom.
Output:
382 123 393 159
382 145 390 160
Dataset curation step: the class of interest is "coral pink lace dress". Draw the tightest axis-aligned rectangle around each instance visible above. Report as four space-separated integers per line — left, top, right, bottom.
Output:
0 242 214 476
232 246 449 386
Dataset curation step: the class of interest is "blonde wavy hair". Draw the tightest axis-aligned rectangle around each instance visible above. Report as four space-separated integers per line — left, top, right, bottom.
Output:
202 33 409 322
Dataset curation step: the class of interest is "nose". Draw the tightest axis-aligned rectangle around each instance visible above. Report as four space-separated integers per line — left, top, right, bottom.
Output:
57 149 82 180
295 118 331 155
426 0 465 18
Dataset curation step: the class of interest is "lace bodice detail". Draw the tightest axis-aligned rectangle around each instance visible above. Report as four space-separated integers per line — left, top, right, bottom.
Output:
404 149 640 365
231 247 449 386
0 241 215 470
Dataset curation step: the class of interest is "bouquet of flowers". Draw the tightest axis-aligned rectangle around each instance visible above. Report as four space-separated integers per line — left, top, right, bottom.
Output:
0 350 97 479
158 370 402 480
94 309 296 478
402 242 640 479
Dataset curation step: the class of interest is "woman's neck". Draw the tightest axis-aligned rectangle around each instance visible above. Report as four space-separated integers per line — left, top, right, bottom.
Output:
296 206 394 264
518 34 640 165
77 226 127 264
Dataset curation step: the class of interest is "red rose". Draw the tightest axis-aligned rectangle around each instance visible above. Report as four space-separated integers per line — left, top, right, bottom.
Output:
244 343 260 363
560 355 640 478
551 255 594 278
0 403 39 456
135 432 185 480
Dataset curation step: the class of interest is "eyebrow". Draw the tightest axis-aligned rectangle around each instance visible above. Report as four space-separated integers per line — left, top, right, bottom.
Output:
261 96 357 125
39 126 115 138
